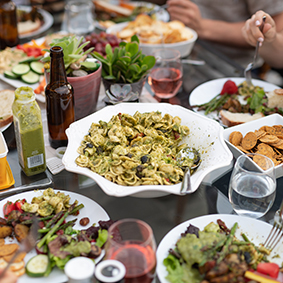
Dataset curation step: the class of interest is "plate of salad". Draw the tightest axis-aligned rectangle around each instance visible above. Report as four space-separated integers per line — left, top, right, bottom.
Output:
0 188 110 283
189 77 281 126
156 214 283 283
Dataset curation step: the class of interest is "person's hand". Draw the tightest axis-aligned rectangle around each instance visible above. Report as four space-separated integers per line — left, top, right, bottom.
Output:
167 0 204 34
0 268 18 283
242 10 276 47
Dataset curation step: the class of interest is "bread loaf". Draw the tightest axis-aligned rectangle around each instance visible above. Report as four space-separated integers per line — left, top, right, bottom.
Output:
0 90 14 128
266 88 283 109
220 110 264 127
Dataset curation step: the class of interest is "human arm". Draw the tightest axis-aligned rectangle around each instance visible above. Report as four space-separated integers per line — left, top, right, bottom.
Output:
0 269 18 283
167 0 250 47
242 10 283 68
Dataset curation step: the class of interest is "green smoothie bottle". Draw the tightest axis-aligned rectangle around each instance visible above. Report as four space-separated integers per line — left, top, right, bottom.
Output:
12 86 46 176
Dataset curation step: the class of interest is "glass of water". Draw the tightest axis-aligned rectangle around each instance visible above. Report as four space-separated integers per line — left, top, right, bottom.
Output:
228 153 276 218
65 0 95 35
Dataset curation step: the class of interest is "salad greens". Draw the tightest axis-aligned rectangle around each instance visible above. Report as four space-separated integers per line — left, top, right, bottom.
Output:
163 220 273 283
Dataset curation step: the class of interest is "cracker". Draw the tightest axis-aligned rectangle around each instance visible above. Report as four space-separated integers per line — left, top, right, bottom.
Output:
242 132 257 150
259 134 279 144
3 251 26 263
236 145 250 154
0 244 19 256
0 239 5 246
229 131 243 146
253 155 270 170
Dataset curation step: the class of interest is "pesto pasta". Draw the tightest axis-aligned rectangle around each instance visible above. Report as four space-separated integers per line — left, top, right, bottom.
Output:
75 111 195 186
238 81 264 96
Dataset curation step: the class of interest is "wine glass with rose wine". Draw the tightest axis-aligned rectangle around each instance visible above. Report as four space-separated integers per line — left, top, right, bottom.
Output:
148 48 183 99
104 219 156 283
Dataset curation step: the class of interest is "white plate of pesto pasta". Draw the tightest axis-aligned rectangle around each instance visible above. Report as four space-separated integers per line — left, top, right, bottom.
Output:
156 214 283 283
62 103 233 198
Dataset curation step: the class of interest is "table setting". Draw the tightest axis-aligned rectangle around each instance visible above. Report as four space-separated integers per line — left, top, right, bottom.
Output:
0 1 283 282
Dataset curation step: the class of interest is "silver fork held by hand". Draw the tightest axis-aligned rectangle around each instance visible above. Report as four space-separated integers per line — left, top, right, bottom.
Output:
244 16 266 87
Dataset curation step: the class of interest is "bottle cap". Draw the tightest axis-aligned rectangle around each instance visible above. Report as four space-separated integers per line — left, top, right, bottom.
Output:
95 260 126 283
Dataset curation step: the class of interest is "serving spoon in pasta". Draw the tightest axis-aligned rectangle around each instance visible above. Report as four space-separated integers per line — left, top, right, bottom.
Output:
176 147 201 194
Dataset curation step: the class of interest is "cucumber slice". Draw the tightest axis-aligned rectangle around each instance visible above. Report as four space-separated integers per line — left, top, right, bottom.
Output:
12 63 30 76
30 61 44 75
4 70 19 79
26 254 50 277
21 70 40 84
19 56 43 64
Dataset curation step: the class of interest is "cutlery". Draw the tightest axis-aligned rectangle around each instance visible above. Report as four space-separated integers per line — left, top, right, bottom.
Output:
0 178 53 199
176 147 201 194
263 199 283 252
244 16 266 87
181 59 206 66
147 4 168 16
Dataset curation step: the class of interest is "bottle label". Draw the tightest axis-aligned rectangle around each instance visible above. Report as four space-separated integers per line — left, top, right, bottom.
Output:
27 153 44 168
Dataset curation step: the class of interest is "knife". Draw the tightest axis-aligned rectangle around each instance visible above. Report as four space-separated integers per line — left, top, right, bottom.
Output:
0 178 53 199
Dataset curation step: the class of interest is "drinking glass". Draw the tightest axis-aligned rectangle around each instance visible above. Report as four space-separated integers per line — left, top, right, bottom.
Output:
228 153 276 218
65 0 95 35
104 218 156 283
148 48 183 99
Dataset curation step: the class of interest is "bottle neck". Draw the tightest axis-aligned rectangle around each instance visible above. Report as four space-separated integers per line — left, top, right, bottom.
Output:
49 47 68 84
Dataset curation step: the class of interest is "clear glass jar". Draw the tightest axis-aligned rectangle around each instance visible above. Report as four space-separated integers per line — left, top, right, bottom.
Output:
12 86 46 176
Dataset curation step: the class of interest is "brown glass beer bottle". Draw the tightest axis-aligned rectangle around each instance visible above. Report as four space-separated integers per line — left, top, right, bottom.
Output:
0 0 19 50
45 46 75 149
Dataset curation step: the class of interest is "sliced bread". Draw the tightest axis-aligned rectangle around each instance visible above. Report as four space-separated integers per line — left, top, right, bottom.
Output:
0 90 15 128
266 88 283 109
220 109 264 127
94 1 132 17
18 18 41 36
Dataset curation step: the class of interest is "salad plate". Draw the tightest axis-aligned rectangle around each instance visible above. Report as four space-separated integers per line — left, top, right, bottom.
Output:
189 77 280 122
156 214 283 283
0 189 110 283
63 103 232 198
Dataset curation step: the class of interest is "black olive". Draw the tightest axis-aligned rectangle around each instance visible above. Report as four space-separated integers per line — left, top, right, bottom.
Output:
127 153 133 158
136 172 143 179
96 146 103 155
87 143 93 148
136 165 143 172
141 155 149 164
244 251 252 264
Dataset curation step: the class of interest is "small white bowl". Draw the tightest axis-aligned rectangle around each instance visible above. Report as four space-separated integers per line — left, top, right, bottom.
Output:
106 22 198 58
223 113 283 178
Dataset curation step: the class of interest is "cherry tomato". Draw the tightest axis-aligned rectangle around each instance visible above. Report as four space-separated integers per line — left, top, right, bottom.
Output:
3 201 16 219
15 199 26 213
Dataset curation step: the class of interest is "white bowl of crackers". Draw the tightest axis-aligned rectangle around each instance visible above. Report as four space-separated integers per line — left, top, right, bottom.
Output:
223 113 283 178
106 14 198 58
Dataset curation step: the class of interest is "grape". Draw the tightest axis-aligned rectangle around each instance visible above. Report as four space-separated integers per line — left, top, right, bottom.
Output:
83 31 121 56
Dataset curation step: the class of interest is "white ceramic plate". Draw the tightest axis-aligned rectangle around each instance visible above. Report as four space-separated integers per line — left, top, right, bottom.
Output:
156 214 283 283
96 1 170 30
0 189 110 283
223 113 283 178
62 103 233 198
107 22 197 58
189 77 280 123
18 6 54 39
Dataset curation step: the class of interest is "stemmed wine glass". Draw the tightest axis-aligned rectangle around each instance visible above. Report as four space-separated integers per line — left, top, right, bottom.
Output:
228 153 276 218
148 48 183 99
104 218 156 283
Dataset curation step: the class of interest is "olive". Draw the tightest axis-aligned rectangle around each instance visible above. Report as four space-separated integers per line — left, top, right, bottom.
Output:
141 155 150 164
86 143 94 148
136 165 143 172
127 153 133 158
244 251 252 264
